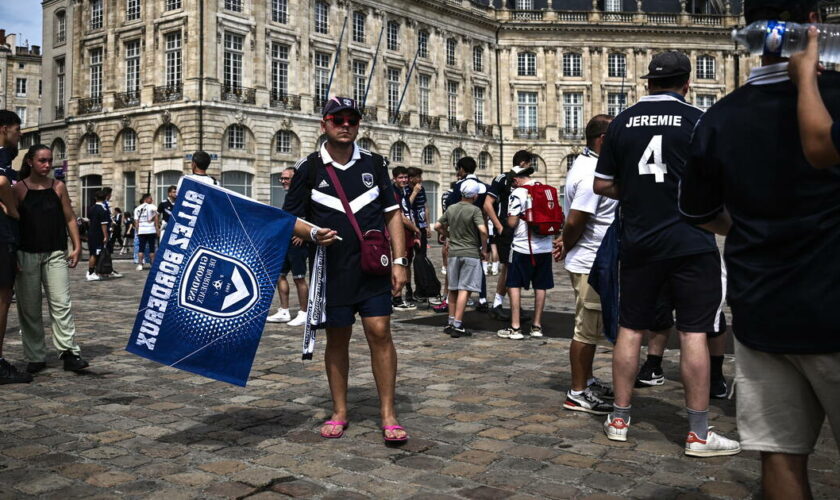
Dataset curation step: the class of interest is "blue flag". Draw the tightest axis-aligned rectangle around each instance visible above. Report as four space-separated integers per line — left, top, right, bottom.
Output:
126 178 296 386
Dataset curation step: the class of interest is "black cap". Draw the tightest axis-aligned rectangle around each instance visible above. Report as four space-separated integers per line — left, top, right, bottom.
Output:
641 51 691 79
322 96 362 118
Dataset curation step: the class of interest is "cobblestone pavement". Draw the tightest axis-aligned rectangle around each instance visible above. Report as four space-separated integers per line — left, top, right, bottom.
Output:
1 250 838 499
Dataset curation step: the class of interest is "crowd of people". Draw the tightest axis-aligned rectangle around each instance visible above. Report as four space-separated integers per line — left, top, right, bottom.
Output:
0 0 837 495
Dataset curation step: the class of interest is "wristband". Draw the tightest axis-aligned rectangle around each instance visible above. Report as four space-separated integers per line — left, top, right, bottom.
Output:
309 227 319 244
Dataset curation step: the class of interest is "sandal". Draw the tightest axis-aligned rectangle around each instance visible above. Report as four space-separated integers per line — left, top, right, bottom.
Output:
382 425 409 444
320 420 348 439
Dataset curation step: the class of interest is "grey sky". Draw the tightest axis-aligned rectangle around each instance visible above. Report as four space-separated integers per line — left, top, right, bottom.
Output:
0 3 43 46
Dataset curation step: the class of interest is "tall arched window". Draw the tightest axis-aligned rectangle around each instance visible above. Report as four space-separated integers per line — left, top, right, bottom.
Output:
479 151 491 170
122 128 137 152
221 171 253 197
451 148 466 170
390 142 409 163
155 170 182 203
85 133 100 156
51 138 66 161
422 145 438 166
227 124 246 150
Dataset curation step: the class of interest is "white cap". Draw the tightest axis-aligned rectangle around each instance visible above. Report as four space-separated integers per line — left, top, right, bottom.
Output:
460 179 487 198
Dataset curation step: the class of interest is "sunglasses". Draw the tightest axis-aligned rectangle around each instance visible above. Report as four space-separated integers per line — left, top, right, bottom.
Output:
325 115 360 127
280 177 292 181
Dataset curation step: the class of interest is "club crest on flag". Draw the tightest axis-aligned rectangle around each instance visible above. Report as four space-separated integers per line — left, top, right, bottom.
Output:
362 172 374 188
179 248 260 318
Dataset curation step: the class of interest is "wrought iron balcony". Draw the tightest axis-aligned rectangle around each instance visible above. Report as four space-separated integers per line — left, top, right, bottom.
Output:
475 123 494 137
55 106 64 120
114 90 140 109
560 128 584 140
513 127 546 140
390 111 410 126
270 92 301 110
419 114 439 131
449 118 468 134
154 83 183 103
222 85 256 105
360 106 378 121
78 96 102 115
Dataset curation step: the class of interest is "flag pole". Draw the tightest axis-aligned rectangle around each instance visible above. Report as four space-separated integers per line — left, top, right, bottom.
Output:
362 25 385 110
324 15 348 102
392 46 420 124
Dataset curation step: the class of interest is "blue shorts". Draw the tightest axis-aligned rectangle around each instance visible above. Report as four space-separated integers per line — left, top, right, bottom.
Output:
506 251 554 290
281 244 308 279
324 292 393 328
138 234 157 254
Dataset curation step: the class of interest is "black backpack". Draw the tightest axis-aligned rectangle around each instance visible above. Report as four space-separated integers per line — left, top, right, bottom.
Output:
412 252 441 300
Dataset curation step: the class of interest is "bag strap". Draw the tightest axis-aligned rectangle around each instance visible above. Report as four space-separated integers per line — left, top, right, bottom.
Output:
324 165 365 242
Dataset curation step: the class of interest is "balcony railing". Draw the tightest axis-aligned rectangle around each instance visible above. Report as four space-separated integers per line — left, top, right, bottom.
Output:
691 14 722 26
419 114 439 131
361 106 378 121
449 118 468 134
604 12 633 22
114 90 140 109
222 85 256 105
560 128 584 140
78 96 102 115
475 123 494 137
154 83 183 103
647 13 678 24
390 111 410 126
558 11 587 22
55 106 64 120
512 10 543 21
513 127 546 140
270 92 301 110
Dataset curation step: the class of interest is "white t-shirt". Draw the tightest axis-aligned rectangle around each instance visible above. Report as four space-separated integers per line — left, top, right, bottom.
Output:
182 173 218 186
508 180 553 255
563 151 618 274
133 203 158 235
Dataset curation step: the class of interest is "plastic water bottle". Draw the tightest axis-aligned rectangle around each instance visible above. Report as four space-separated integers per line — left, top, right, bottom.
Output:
732 21 840 63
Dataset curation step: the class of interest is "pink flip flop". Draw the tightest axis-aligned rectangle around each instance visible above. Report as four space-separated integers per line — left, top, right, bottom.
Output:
382 425 409 444
320 420 348 439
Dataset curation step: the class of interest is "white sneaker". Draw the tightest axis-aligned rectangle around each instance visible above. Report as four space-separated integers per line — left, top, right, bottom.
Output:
529 325 544 338
109 271 123 278
497 327 524 340
266 309 291 323
287 310 307 326
603 414 630 442
684 428 741 457
86 272 101 281
441 266 447 276
135 264 143 271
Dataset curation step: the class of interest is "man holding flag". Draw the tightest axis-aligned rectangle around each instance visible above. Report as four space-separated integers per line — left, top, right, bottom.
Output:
284 97 409 444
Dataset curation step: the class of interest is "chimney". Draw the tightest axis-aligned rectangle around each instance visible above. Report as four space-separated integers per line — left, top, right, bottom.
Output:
32 45 40 55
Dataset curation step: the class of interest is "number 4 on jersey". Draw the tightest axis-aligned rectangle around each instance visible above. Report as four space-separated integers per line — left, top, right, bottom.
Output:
638 135 667 183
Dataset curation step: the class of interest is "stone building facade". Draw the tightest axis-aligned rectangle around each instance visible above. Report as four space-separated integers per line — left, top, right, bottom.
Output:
0 30 43 167
39 0 752 218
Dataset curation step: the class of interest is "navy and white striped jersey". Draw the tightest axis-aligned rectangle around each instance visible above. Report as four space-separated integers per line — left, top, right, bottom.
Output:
284 142 398 306
444 174 488 210
595 92 715 264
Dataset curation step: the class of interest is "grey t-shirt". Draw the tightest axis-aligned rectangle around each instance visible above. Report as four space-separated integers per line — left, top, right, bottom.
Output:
438 202 484 259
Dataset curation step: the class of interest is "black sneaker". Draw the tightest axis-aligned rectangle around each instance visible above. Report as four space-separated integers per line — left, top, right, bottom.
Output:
443 324 453 335
0 359 33 384
60 351 89 372
563 388 612 415
588 377 615 400
635 362 665 387
393 301 416 311
450 326 472 338
488 305 511 321
710 376 728 399
26 362 47 374
475 302 489 313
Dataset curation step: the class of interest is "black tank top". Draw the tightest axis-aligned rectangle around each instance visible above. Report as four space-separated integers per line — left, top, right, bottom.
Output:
19 180 67 252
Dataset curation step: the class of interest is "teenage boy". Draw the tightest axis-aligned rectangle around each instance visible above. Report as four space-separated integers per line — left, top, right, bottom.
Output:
497 165 554 340
133 193 159 271
391 166 420 310
434 179 488 338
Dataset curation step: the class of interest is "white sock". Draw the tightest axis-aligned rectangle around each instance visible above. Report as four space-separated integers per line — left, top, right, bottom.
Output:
448 316 455 325
492 262 499 273
493 294 504 308
479 298 487 304
570 389 584 396
482 262 488 273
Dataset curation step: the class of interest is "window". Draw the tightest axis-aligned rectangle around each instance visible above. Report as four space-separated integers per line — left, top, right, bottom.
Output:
566 154 578 170
224 32 243 90
451 148 465 169
423 180 439 223
39 80 42 97
518 52 536 76
165 32 182 87
123 129 137 152
52 139 66 160
608 92 627 116
447 81 458 121
563 52 581 77
228 124 245 149
126 0 140 21
221 171 253 197
16 107 27 127
155 171 182 203
272 0 288 23
124 172 136 211
15 78 26 97
563 92 583 134
90 0 103 30
86 134 100 156
276 130 292 153
473 86 485 126
272 43 289 98
446 38 457 66
418 31 429 58
90 48 103 97
163 125 178 149
82 175 103 217
605 0 621 11
697 55 716 79
479 152 491 170
390 142 405 163
517 91 538 131
387 67 400 116
608 53 626 78
56 59 65 109
224 0 242 12
125 40 140 93
387 21 399 51
55 11 66 43
314 1 329 34
314 52 331 109
358 138 375 151
473 46 483 72
166 0 181 10
353 60 367 103
418 74 430 118
352 11 365 43
696 94 716 111
422 145 437 165
270 173 286 208
515 0 533 9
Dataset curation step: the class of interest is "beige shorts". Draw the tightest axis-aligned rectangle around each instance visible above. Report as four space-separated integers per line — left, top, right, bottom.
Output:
735 339 840 454
569 272 604 345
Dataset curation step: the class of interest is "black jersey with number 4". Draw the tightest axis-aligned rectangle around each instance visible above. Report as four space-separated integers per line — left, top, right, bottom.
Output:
595 93 716 264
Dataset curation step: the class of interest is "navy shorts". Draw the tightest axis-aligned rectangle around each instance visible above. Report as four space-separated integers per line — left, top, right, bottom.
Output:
281 244 308 279
506 251 554 290
653 284 727 338
138 234 157 254
324 292 393 328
